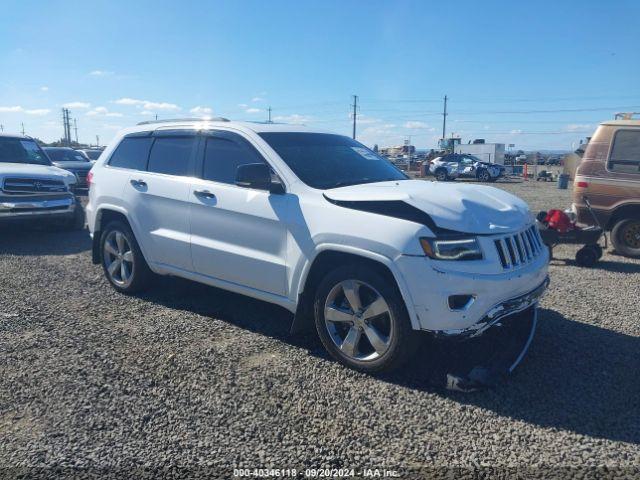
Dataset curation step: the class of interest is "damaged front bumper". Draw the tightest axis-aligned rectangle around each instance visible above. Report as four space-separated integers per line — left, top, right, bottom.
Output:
433 277 549 340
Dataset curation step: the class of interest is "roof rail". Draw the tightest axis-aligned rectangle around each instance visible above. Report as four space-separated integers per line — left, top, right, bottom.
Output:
136 117 230 126
614 112 640 120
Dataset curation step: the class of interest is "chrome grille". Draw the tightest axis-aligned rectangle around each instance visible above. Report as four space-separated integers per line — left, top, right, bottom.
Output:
2 177 68 194
494 226 544 269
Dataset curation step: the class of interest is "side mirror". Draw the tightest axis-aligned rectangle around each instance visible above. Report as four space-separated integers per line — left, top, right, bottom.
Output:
235 163 285 194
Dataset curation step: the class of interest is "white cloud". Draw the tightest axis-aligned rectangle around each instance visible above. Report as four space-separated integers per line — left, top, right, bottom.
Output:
63 101 91 109
143 101 179 111
356 115 381 125
245 107 261 114
273 114 311 125
403 121 430 129
565 123 594 132
139 110 154 116
510 129 523 134
25 109 50 116
0 106 23 113
40 86 49 92
102 124 123 130
89 70 113 76
113 97 179 111
114 97 144 106
86 106 123 117
251 96 264 102
238 103 248 108
190 106 213 116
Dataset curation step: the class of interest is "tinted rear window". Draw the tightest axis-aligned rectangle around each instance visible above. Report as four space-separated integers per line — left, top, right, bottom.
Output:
108 137 153 170
609 129 640 174
147 137 196 176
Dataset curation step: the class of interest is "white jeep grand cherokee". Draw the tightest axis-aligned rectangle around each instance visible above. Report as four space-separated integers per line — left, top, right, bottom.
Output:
87 119 548 373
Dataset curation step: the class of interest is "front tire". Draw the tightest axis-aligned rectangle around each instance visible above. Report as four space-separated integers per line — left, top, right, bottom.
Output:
313 264 418 373
611 218 640 258
100 220 153 293
478 169 491 182
434 168 448 182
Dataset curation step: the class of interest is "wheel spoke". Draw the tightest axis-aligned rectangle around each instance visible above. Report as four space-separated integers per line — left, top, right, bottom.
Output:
363 323 389 355
341 280 362 313
104 241 118 257
108 258 121 277
120 261 129 281
362 296 388 320
340 326 361 357
115 232 126 253
325 307 353 323
122 251 134 263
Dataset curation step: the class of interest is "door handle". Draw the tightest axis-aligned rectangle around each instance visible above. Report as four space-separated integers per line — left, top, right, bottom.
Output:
130 179 147 188
194 189 216 200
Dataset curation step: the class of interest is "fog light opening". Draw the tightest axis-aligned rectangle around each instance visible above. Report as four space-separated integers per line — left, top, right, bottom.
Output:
448 294 476 311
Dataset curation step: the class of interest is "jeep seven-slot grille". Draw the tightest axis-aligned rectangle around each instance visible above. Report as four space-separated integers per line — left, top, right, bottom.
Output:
494 226 543 269
2 177 68 194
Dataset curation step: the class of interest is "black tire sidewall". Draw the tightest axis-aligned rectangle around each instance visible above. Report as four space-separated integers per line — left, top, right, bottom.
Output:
99 220 150 293
611 218 640 258
435 169 447 181
313 264 416 373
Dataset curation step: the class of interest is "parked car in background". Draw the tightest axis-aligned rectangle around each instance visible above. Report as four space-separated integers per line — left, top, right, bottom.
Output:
429 153 505 182
0 134 84 229
77 148 104 161
43 147 93 194
573 117 640 258
87 119 548 375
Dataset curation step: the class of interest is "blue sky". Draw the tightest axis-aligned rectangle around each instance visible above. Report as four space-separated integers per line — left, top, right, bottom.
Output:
1 0 639 149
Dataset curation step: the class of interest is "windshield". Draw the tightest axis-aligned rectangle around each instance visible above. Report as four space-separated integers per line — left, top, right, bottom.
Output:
44 148 90 163
0 137 51 165
259 132 407 189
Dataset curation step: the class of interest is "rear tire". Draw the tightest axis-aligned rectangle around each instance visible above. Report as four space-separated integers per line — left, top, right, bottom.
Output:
313 264 419 373
99 220 153 293
611 218 640 258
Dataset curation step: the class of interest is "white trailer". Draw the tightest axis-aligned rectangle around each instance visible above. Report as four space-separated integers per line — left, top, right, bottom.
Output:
454 143 505 164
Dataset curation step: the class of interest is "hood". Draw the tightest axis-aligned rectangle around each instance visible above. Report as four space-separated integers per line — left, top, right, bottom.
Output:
52 160 93 170
324 180 531 234
0 162 77 186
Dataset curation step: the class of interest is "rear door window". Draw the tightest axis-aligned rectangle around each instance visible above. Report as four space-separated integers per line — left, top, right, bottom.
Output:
609 130 640 174
108 137 153 170
147 136 197 176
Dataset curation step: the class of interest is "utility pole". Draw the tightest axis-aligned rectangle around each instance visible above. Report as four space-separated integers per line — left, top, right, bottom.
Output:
351 95 358 139
0 124 4 132
155 113 158 120
73 118 78 144
21 122 25 135
96 135 100 147
62 108 72 146
267 106 272 123
442 95 448 142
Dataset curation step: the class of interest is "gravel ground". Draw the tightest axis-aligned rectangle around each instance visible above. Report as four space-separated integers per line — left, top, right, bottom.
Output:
0 179 639 478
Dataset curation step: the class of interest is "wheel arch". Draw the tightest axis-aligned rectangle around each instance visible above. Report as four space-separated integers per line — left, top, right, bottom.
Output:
91 207 135 264
605 203 640 230
290 246 419 335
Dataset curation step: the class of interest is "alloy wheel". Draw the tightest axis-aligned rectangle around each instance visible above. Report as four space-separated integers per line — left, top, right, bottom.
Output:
324 279 393 361
103 230 135 287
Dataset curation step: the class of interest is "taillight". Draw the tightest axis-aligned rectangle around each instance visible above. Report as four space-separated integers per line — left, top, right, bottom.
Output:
576 181 588 188
86 171 93 187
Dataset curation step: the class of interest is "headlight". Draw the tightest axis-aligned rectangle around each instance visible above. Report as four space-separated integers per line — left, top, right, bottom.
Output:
419 237 483 261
